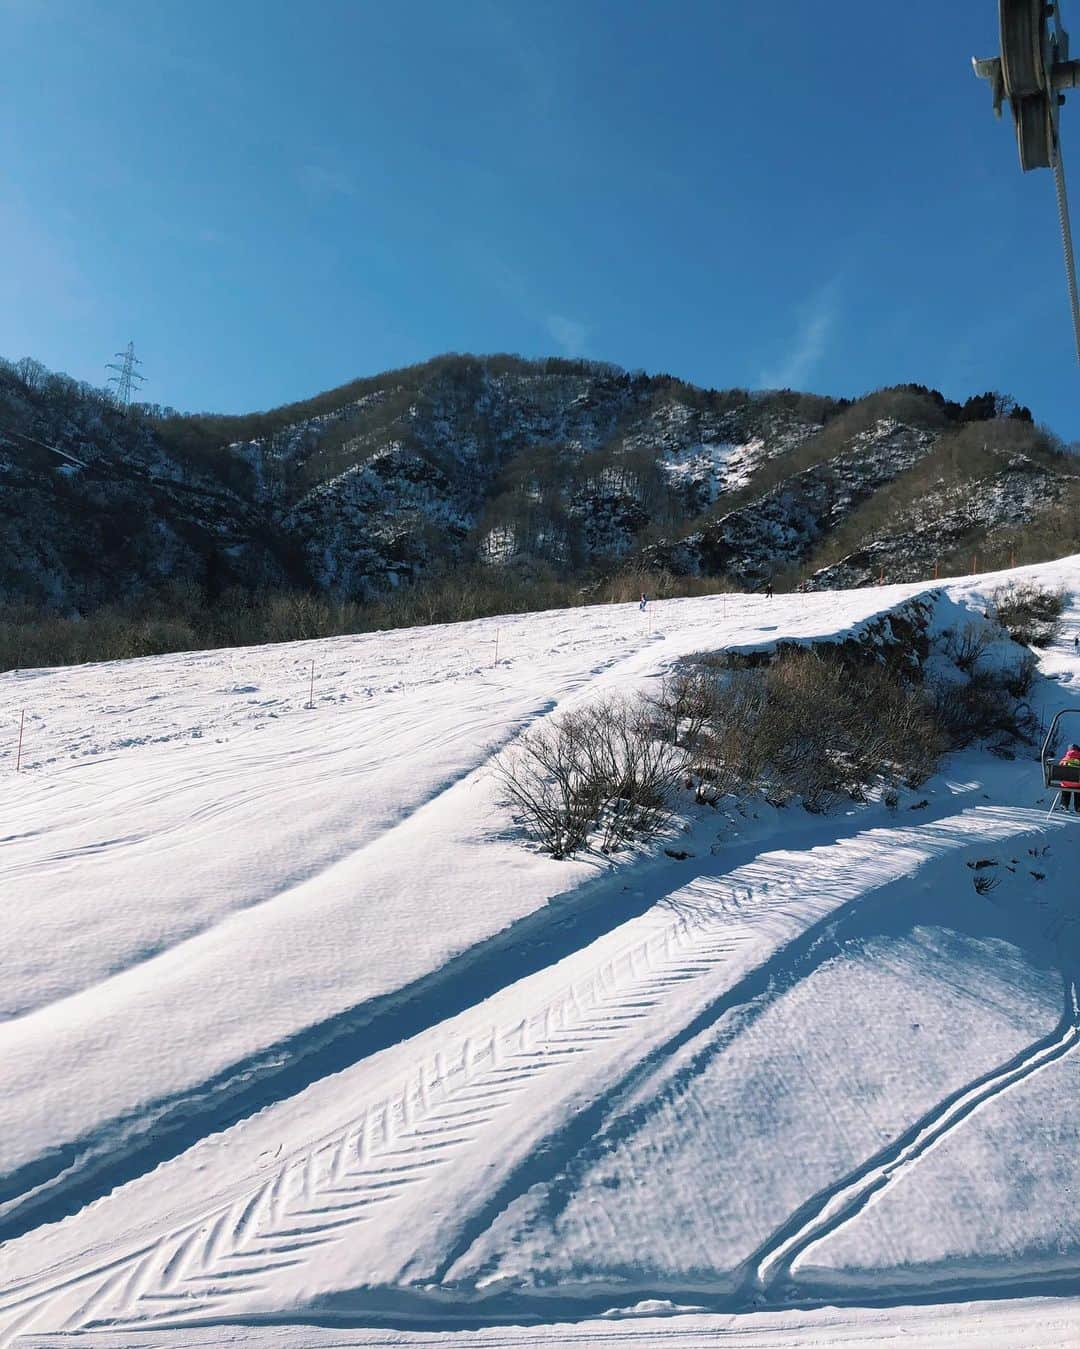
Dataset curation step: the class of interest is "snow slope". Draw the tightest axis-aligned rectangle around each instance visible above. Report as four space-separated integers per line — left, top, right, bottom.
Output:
450 897 1069 1301
16 1297 1080 1348
2 560 1080 1344
0 584 964 1235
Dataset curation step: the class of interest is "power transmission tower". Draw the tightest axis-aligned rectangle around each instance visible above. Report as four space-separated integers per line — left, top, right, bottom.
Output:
105 341 145 410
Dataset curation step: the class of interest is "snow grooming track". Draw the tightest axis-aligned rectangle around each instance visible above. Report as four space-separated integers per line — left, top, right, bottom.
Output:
0 805 1065 1344
749 976 1080 1300
15 1301 1080 1346
0 919 726 1341
0 631 669 1243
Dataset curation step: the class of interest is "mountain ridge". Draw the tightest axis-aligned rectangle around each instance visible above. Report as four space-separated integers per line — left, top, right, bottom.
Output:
0 352 1073 626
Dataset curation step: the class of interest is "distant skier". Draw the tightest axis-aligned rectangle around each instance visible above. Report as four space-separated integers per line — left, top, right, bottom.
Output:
764 579 774 599
1058 744 1080 812
639 592 647 612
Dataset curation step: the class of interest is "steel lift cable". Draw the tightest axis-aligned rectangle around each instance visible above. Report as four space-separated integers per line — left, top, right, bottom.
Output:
1048 0 1080 360
1052 143 1080 360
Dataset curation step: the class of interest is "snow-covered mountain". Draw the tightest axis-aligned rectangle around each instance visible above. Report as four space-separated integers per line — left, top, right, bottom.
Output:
2 557 1078 1346
1 353 1073 614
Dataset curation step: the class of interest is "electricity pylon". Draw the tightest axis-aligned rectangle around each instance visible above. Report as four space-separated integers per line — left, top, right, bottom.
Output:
105 341 145 409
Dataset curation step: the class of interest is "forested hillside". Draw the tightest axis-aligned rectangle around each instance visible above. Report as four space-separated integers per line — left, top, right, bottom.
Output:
1 351 1074 666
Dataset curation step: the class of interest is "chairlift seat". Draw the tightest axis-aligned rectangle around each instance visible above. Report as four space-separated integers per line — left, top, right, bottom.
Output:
1044 759 1080 787
1040 711 1080 812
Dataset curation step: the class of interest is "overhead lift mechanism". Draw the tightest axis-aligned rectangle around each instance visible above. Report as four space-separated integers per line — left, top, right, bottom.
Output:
975 1 1080 361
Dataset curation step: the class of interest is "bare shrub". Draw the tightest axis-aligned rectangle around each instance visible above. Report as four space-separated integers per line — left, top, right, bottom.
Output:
930 673 1037 749
1002 649 1037 698
752 652 850 811
500 606 1036 858
584 700 689 852
689 674 768 805
597 569 736 606
495 699 688 858
753 650 943 807
943 622 994 673
494 713 603 860
992 582 1067 647
644 670 719 748
864 666 945 788
680 646 942 811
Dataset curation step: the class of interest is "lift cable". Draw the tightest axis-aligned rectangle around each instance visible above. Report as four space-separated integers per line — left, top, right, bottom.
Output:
1051 141 1080 361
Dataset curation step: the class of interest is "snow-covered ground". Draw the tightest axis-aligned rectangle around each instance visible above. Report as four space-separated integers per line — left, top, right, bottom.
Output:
16 1297 1080 1348
657 436 765 501
2 560 1079 1345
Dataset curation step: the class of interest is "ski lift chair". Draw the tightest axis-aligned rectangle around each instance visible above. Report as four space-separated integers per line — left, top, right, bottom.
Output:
1041 708 1080 813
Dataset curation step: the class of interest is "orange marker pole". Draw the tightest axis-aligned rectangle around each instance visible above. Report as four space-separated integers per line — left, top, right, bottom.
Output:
15 709 24 772
309 659 315 709
494 629 500 668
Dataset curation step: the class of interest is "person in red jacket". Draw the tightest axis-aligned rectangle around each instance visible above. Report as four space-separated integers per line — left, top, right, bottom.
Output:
1058 744 1080 811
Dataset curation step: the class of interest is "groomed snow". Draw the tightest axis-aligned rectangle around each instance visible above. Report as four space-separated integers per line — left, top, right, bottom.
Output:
0 582 975 1230
449 895 1067 1300
15 1295 1080 1348
2 559 1080 1346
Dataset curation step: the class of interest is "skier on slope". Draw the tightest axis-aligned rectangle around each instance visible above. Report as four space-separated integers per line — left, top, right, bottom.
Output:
1057 744 1080 812
639 592 647 612
764 579 774 599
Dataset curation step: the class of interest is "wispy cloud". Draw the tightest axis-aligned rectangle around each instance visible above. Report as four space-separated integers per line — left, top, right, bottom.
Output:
759 283 840 390
299 161 356 198
546 313 588 356
466 247 589 357
471 0 558 124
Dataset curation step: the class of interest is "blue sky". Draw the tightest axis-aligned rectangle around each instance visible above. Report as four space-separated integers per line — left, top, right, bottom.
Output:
3 0 1078 438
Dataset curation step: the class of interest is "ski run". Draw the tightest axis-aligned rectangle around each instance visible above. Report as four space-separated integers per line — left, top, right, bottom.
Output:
2 560 1079 1346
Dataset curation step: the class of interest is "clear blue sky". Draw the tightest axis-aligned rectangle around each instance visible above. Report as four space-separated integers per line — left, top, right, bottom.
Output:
4 0 1078 438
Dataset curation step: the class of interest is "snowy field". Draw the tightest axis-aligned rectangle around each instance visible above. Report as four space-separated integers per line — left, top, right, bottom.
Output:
2 560 1079 1346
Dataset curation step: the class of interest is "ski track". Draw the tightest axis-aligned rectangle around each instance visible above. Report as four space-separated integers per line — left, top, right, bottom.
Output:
1 921 723 1340
0 588 953 1245
0 636 656 1238
0 805 1062 1344
749 977 1080 1296
3 644 621 1011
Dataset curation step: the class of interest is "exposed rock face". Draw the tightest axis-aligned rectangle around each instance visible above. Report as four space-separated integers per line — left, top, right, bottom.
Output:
0 353 1071 610
807 452 1075 589
672 423 937 585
